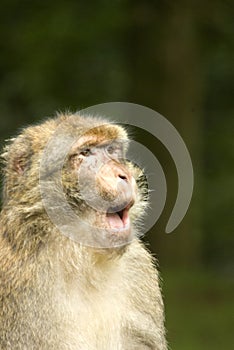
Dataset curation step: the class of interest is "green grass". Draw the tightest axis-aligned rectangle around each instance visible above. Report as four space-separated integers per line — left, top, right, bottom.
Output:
162 268 234 350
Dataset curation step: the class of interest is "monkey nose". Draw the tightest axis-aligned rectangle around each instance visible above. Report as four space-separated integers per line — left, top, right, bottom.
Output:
118 173 128 181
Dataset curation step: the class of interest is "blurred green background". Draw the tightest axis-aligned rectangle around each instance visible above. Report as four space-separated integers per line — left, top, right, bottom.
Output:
0 1 233 349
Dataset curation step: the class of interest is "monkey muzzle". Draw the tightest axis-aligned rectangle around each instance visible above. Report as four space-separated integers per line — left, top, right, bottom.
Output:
104 174 135 231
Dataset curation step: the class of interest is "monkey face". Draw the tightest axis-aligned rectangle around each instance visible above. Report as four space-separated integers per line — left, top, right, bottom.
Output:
67 138 136 230
61 127 139 247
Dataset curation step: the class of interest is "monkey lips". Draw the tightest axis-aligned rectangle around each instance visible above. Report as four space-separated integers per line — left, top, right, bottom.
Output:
106 207 130 230
105 201 133 233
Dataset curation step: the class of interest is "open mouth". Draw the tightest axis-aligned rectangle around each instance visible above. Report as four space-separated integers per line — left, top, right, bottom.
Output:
106 205 131 230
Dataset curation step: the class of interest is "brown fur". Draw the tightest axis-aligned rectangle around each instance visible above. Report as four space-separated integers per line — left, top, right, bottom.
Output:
0 113 167 349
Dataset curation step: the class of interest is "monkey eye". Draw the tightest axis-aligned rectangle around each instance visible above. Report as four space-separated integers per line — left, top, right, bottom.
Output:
106 145 115 154
106 143 123 157
79 148 92 157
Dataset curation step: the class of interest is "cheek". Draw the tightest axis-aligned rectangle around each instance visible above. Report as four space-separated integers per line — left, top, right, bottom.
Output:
97 166 118 195
68 158 97 191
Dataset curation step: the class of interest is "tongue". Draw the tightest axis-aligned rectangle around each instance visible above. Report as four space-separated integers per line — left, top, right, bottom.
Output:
107 213 124 229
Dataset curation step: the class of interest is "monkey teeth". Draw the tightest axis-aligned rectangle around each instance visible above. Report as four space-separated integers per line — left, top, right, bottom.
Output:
106 208 130 230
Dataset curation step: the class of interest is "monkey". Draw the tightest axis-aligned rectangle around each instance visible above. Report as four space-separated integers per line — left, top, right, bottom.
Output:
0 113 167 350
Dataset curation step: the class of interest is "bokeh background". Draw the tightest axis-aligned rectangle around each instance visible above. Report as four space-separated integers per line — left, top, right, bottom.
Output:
0 1 233 349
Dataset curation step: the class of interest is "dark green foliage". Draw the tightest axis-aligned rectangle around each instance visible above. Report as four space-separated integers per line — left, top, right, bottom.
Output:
0 1 233 348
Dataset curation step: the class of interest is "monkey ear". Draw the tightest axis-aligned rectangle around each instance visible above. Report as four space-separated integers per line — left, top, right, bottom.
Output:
2 135 32 176
13 155 27 175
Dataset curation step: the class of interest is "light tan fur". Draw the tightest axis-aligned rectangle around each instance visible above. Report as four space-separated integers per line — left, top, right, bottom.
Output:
0 113 167 349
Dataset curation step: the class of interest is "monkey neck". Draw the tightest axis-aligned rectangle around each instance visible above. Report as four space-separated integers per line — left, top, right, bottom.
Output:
50 237 128 291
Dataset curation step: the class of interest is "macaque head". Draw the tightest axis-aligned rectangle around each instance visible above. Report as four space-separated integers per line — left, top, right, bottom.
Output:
59 116 147 248
2 113 148 249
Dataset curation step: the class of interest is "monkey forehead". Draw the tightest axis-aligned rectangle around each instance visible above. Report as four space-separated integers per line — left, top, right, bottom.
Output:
56 114 127 138
72 124 128 147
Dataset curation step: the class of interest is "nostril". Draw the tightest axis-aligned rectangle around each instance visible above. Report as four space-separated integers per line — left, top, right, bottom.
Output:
118 174 128 181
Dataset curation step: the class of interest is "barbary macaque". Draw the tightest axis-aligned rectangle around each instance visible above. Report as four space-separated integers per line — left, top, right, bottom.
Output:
0 113 167 349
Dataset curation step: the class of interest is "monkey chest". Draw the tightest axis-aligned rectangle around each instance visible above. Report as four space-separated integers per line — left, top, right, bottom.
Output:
55 291 156 350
